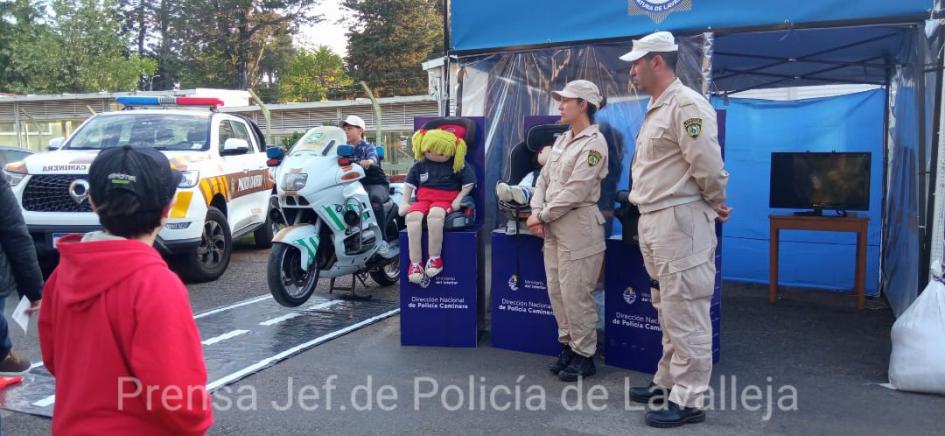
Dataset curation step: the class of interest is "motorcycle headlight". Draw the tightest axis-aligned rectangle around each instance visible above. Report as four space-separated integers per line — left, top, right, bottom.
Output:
3 161 28 187
282 173 308 191
178 170 200 188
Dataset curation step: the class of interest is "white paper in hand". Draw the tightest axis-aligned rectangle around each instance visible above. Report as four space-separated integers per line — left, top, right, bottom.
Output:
12 296 31 335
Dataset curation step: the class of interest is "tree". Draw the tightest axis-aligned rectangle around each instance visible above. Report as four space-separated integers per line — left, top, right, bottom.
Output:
174 0 320 90
342 0 443 97
279 47 353 102
0 0 70 93
51 0 156 92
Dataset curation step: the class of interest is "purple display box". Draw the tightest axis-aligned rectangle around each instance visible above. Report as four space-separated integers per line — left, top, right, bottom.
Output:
603 237 722 374
489 230 560 356
400 230 480 347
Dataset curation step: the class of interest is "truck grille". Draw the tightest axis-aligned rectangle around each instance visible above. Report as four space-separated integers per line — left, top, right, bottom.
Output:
22 175 93 213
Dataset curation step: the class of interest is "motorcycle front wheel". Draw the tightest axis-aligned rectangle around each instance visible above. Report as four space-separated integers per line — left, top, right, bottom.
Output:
268 243 320 307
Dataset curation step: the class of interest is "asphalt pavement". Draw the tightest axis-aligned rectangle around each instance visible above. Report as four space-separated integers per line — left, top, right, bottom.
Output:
2 243 943 435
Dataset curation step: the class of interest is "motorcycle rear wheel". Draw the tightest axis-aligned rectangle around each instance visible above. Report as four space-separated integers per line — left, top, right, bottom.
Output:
369 256 400 286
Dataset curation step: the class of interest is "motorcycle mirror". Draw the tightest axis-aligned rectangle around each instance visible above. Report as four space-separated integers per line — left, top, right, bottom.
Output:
266 147 285 167
337 144 356 158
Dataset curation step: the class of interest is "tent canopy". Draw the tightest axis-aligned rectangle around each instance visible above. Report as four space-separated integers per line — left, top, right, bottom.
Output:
712 26 913 94
450 0 934 53
451 1 943 315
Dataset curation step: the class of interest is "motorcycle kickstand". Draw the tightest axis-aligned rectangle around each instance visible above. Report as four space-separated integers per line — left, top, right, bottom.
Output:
332 273 373 301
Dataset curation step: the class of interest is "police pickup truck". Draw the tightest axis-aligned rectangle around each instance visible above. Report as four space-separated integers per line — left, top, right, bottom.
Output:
3 96 276 282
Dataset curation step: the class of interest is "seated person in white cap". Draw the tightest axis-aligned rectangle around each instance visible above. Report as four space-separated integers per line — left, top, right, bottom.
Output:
341 115 390 209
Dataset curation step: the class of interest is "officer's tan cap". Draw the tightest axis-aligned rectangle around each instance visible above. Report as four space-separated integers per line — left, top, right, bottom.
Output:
620 31 678 62
551 80 603 107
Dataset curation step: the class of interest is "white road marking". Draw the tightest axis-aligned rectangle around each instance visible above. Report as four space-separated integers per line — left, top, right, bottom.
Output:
33 395 55 407
207 308 400 391
201 329 250 346
193 294 272 319
258 300 344 326
20 297 385 410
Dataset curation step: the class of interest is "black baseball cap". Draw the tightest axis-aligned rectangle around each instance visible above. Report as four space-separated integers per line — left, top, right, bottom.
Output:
89 145 182 213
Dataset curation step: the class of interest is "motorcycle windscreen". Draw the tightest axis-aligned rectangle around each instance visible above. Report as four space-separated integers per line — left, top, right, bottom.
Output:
291 126 348 156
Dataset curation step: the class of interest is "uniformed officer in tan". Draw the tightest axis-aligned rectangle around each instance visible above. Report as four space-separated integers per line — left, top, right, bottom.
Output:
621 32 732 428
526 80 609 382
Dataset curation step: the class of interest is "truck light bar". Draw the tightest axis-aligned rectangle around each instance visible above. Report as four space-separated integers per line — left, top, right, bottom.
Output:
115 96 224 108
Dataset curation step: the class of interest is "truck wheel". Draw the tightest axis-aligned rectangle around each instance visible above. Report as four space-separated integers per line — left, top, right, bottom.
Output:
254 195 280 249
253 214 276 249
174 207 232 283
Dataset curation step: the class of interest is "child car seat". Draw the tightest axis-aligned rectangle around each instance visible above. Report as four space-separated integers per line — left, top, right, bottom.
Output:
498 124 568 231
418 117 478 230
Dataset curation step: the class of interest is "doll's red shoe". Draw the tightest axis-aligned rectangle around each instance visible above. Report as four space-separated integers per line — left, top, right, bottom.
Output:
425 256 444 278
408 262 426 284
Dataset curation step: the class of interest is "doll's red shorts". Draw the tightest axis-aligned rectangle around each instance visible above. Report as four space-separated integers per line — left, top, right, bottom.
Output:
409 187 458 215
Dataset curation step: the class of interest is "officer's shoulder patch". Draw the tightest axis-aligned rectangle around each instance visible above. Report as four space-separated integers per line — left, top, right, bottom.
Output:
683 118 703 138
587 150 602 167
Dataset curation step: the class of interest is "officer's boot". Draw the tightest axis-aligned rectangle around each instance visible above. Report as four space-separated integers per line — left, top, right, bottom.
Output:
548 345 576 375
645 401 706 428
558 354 596 382
629 381 671 405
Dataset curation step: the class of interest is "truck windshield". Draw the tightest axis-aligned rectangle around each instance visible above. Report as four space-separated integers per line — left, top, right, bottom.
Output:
66 113 210 151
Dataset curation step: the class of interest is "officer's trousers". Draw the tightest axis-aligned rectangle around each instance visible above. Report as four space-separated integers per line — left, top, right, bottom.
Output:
543 207 606 358
638 201 718 409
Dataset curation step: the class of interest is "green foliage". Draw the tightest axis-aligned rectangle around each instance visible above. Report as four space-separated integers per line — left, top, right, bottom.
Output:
281 131 305 148
342 0 444 97
0 0 156 93
0 0 445 98
279 46 353 102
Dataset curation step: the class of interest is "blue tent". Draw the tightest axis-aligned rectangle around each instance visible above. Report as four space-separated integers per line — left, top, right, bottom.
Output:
447 0 944 315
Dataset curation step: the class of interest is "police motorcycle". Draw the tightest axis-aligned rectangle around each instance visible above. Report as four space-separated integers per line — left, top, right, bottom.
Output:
266 126 403 306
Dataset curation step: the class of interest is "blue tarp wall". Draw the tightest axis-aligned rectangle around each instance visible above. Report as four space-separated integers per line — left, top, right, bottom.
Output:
712 90 886 294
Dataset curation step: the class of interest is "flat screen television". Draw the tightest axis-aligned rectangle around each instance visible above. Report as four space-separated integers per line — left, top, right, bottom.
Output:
769 152 871 215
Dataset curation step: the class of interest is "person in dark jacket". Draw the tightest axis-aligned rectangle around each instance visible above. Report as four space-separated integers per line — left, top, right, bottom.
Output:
0 174 44 375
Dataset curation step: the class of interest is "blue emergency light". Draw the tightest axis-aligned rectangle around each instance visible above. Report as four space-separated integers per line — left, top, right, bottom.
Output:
115 96 224 108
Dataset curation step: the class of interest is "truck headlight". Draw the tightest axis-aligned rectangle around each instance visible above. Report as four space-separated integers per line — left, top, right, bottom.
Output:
282 173 308 191
178 170 200 188
3 161 28 187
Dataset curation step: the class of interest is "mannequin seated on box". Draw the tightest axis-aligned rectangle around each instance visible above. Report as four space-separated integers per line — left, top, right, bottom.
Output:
399 125 477 284
497 124 569 233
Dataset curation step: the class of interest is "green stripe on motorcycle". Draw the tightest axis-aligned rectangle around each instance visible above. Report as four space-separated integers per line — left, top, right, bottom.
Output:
295 238 316 262
323 205 345 230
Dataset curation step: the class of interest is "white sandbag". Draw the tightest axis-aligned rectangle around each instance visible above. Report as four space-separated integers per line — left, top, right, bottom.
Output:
888 270 945 395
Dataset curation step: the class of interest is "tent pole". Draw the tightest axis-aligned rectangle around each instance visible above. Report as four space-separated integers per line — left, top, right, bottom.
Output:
927 43 945 285
917 25 931 293
713 51 887 69
879 66 892 297
443 0 452 117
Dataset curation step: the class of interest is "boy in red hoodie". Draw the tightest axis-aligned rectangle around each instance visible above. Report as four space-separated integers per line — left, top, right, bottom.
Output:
39 145 213 435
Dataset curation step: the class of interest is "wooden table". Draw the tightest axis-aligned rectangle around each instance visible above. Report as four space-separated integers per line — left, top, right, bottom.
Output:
769 214 869 310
